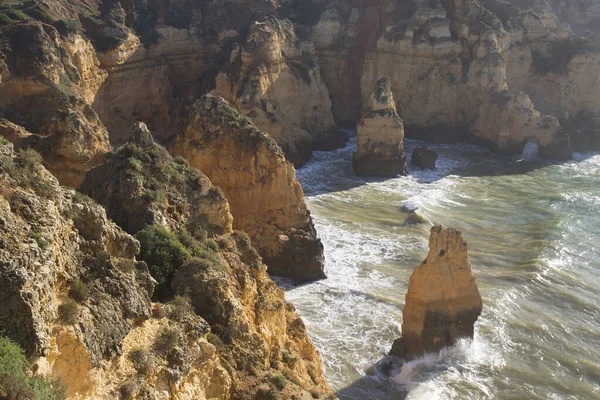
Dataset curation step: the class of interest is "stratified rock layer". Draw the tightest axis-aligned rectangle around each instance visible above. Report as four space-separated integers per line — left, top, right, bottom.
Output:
390 225 483 360
172 95 326 283
0 23 111 187
353 76 406 176
213 18 347 166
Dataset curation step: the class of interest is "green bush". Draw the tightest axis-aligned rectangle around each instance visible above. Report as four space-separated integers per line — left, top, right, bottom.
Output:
53 19 79 35
272 374 287 390
68 279 90 303
0 136 8 145
135 225 191 298
128 347 152 375
153 328 180 355
168 295 191 321
0 335 65 400
30 230 49 251
58 298 79 325
206 333 225 350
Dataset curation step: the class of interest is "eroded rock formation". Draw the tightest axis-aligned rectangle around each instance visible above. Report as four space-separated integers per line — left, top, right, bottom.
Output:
172 95 326 283
0 138 333 399
213 18 347 166
390 225 483 360
304 0 599 157
0 23 111 187
353 76 406 176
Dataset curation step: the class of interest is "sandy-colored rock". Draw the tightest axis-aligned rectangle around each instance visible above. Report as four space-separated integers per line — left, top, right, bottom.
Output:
79 134 333 399
390 225 483 360
0 23 111 187
307 0 591 156
213 18 346 166
353 76 406 176
0 142 153 370
172 95 326 283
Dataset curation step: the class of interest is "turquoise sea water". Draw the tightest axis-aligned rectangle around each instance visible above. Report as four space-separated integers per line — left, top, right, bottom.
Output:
281 133 600 399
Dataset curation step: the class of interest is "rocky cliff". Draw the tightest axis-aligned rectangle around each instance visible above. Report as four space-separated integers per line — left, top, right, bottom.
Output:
353 76 406 176
0 137 333 399
302 0 600 157
213 17 347 166
390 225 483 360
171 95 326 283
0 22 111 187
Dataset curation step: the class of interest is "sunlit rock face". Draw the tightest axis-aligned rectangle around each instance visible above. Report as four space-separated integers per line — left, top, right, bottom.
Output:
171 95 326 284
353 76 407 177
213 18 347 167
390 225 483 360
307 0 599 157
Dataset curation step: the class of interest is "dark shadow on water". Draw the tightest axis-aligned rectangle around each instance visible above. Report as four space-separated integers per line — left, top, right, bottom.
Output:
334 356 407 400
297 135 600 197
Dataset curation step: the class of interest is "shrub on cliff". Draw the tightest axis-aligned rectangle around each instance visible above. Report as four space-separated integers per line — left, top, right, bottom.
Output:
135 225 191 298
0 336 65 400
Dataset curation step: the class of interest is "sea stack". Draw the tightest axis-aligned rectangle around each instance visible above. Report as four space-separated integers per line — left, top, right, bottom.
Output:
390 225 483 360
353 76 406 177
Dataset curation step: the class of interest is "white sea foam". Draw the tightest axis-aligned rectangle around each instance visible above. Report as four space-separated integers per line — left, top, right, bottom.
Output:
286 134 600 399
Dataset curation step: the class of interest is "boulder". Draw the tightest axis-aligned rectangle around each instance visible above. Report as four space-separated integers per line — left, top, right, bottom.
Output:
390 225 483 360
353 76 406 177
411 146 438 170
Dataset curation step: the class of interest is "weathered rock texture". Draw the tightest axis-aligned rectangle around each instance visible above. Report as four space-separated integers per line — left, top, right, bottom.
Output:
213 18 347 166
353 76 406 176
303 0 600 157
79 136 333 399
390 225 483 360
0 143 154 395
0 138 333 399
80 123 233 237
172 95 326 283
411 145 438 170
0 22 111 187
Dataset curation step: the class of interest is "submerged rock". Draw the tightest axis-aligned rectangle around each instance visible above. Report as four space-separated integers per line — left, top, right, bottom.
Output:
353 77 406 177
390 225 483 360
411 146 438 170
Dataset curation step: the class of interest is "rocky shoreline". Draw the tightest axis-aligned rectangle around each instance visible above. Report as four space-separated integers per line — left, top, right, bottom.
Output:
0 0 598 398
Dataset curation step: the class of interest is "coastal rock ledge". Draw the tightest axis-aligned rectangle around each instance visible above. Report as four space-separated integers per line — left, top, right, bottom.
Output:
353 77 406 177
390 225 483 360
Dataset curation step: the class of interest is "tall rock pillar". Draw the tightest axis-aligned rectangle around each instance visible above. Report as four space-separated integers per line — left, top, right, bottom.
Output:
353 76 406 177
390 225 483 360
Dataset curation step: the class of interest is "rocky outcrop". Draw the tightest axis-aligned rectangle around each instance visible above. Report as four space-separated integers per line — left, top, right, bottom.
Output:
79 134 333 399
80 123 233 237
302 0 594 157
213 18 347 166
172 95 326 283
411 146 438 170
390 225 483 360
353 76 406 177
0 22 111 187
0 142 154 395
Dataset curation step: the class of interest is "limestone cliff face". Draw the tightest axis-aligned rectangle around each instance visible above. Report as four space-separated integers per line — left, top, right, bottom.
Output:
0 23 111 187
0 143 155 396
90 0 282 146
353 76 406 176
213 18 346 166
304 0 599 157
78 134 333 399
80 122 233 237
390 225 483 360
171 95 326 283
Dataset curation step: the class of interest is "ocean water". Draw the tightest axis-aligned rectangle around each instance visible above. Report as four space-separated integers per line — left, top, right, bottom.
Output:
280 133 600 399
